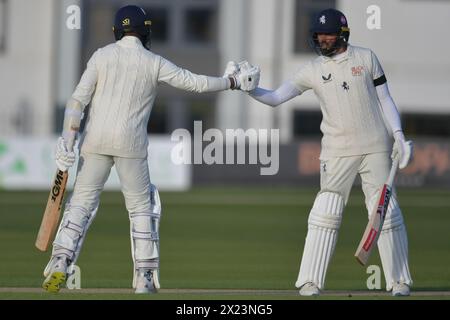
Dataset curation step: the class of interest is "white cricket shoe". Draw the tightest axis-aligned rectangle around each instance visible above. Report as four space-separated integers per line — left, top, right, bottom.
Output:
42 255 69 293
135 269 157 294
299 282 320 296
392 282 410 296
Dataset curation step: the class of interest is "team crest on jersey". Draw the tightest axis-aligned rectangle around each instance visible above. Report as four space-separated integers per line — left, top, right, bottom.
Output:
351 66 364 76
322 73 332 83
342 81 350 91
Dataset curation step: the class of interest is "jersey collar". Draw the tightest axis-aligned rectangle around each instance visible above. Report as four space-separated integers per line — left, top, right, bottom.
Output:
118 36 143 48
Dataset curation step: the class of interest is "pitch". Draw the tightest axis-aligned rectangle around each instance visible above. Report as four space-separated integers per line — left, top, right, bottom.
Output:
0 187 449 300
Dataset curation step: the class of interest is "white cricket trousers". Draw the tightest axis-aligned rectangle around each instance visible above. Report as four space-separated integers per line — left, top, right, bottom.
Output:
71 152 152 215
52 151 153 261
296 152 412 291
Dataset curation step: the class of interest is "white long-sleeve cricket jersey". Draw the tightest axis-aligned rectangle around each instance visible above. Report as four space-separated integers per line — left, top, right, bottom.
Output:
291 45 391 160
71 36 229 158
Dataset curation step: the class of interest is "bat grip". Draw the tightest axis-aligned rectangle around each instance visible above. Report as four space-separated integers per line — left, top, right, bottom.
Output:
386 155 400 187
62 110 81 153
65 131 77 153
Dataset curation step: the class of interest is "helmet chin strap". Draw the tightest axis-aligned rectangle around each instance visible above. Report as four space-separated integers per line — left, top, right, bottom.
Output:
135 34 151 50
134 31 151 50
143 33 151 50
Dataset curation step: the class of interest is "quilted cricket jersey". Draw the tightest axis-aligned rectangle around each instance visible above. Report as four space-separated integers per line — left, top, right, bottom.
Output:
291 45 392 160
71 36 229 158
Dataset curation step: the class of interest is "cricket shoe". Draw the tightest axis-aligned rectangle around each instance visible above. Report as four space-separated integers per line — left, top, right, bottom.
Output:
42 255 69 293
299 282 320 296
135 269 158 294
392 282 410 296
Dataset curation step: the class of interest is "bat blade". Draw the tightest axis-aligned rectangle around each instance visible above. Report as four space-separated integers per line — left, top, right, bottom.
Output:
354 184 392 266
35 169 69 252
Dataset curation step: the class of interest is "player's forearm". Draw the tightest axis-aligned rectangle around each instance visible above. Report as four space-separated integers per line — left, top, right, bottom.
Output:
376 82 402 134
164 70 230 93
249 81 301 107
197 75 231 92
61 98 83 148
159 57 232 93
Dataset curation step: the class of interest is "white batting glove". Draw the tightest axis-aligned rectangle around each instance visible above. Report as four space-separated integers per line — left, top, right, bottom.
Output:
223 61 239 78
223 61 241 90
237 61 260 92
392 131 413 169
55 137 76 172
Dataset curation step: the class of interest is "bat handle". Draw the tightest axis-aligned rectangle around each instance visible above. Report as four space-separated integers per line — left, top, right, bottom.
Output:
62 115 80 153
386 155 400 187
65 132 76 153
63 122 79 153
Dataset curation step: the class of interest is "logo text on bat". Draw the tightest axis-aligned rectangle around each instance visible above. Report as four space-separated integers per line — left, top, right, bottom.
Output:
51 171 65 201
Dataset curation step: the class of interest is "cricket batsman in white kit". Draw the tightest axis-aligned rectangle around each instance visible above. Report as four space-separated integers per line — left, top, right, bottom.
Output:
228 9 413 296
42 5 259 293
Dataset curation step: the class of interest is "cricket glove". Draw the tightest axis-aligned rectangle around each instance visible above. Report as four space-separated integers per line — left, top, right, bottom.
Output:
237 61 260 92
223 61 241 90
55 137 76 172
224 60 260 91
392 131 413 169
223 61 239 78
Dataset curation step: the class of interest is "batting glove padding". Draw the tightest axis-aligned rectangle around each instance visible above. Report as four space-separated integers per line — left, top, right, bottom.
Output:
392 131 413 169
223 60 260 91
223 61 240 90
223 61 239 78
237 61 260 92
55 137 76 172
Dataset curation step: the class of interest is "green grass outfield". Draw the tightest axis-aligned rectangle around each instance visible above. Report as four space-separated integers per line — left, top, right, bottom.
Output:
0 187 449 300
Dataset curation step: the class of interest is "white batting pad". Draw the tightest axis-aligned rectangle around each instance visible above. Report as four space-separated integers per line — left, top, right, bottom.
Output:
131 184 162 288
376 196 413 290
52 203 97 262
295 192 344 289
131 213 160 262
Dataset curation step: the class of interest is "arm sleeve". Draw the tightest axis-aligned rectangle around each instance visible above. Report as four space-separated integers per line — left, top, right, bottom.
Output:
249 81 301 107
376 82 402 134
371 50 386 85
71 50 99 107
158 57 230 93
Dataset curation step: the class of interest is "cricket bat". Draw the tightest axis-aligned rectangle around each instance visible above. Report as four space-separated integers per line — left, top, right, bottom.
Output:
354 156 400 265
35 131 77 252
